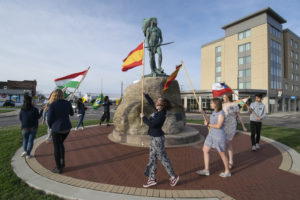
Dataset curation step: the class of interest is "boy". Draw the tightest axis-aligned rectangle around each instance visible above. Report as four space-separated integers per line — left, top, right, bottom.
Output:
249 94 266 151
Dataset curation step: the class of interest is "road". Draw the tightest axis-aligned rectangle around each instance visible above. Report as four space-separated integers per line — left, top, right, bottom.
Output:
1 108 300 129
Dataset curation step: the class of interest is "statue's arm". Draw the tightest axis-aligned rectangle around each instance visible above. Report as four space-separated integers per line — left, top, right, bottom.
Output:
146 28 150 47
159 28 163 44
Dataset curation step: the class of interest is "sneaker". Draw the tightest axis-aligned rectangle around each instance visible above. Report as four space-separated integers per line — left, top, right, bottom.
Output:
219 172 231 178
99 122 102 126
21 151 27 157
196 170 210 176
106 124 110 127
81 127 84 130
170 175 179 187
143 179 157 188
26 155 32 159
255 143 260 150
75 127 78 131
252 145 256 151
52 167 62 174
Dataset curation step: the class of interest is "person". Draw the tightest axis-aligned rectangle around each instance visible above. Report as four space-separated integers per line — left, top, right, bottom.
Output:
140 93 179 188
99 96 112 126
42 93 55 142
19 95 43 159
197 98 231 178
75 98 86 130
222 92 247 169
249 94 266 151
47 89 74 173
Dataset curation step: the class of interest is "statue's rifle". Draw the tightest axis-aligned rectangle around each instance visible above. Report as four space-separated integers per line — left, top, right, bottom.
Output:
145 42 174 48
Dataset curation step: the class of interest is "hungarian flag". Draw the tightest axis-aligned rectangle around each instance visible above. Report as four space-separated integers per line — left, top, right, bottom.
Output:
162 64 182 94
54 70 88 88
92 93 104 110
234 96 250 105
122 42 144 71
212 82 233 97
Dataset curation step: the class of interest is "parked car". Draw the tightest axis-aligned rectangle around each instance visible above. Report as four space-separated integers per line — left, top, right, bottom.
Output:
3 100 15 107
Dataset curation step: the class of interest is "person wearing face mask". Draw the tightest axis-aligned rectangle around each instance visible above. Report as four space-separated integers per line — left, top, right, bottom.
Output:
140 93 179 188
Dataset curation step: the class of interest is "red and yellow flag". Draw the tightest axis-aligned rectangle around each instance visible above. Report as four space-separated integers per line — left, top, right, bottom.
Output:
122 42 144 71
162 64 182 94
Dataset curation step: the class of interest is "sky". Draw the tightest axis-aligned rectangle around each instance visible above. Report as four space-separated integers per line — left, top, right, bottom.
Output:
1 0 300 97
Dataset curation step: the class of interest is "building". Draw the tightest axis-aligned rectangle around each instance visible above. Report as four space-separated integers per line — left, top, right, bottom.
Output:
197 7 300 113
0 80 37 106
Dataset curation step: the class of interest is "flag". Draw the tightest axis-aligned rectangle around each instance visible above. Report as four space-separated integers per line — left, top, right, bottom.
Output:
162 64 182 94
54 70 88 88
122 42 144 71
92 93 104 110
234 97 250 105
212 82 233 97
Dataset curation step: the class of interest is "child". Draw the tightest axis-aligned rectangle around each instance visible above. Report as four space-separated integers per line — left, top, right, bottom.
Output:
140 93 179 187
249 94 266 151
197 98 231 178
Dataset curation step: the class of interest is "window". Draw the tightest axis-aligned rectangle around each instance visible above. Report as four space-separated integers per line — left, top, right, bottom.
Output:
291 51 294 58
291 73 294 80
239 82 244 89
296 86 299 92
238 58 244 65
245 82 251 89
295 42 298 49
296 53 298 60
270 39 282 90
291 85 294 91
291 62 294 70
216 46 221 53
216 76 221 83
246 43 251 51
239 70 244 77
216 66 221 72
246 69 251 77
296 75 299 81
245 56 251 64
296 63 299 70
291 39 293 46
238 29 251 40
285 83 288 90
3 86 7 89
239 45 244 53
216 56 221 62
238 43 251 53
270 26 281 38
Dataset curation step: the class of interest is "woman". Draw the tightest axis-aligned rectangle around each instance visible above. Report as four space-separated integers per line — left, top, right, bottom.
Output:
140 93 179 188
223 92 247 168
99 96 112 126
19 95 43 159
42 93 55 142
47 89 74 173
75 98 86 130
197 98 231 178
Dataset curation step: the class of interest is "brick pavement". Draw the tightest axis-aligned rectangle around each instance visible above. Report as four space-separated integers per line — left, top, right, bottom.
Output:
34 125 300 200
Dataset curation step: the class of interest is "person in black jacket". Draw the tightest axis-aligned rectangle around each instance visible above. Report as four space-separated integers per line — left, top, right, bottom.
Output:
47 89 74 173
75 98 86 130
140 93 179 188
19 95 43 159
99 96 112 126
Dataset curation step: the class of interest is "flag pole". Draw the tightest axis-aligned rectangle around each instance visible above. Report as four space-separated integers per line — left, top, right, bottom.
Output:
141 41 145 126
181 61 209 122
67 66 90 101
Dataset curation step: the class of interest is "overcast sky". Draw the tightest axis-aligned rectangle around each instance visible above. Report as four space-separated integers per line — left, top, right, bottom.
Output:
1 0 299 96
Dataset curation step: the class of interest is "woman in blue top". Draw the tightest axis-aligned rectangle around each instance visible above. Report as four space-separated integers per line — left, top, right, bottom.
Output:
19 95 43 159
196 98 231 178
75 98 86 130
140 93 179 188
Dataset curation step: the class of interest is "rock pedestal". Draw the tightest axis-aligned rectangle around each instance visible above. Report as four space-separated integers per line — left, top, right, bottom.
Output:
110 77 201 147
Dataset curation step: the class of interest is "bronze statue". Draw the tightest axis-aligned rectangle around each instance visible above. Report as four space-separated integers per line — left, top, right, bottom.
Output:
143 18 166 77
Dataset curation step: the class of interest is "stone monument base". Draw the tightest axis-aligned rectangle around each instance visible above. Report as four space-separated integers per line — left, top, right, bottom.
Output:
108 126 203 148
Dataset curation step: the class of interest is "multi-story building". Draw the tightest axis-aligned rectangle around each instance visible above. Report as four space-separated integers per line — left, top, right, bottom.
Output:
197 7 300 113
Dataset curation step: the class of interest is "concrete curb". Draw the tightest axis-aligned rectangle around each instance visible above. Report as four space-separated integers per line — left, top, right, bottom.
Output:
0 109 19 118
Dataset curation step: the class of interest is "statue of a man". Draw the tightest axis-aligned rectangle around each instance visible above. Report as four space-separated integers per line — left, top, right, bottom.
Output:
143 18 165 76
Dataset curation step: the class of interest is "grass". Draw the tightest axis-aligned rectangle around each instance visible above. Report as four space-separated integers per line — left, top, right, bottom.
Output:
186 119 300 153
0 109 15 114
0 119 99 200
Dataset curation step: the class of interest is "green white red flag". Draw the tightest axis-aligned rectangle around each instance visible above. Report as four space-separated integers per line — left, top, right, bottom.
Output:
54 70 88 88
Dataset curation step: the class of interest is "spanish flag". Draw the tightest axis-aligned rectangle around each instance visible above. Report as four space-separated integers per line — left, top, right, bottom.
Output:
162 64 182 94
122 42 144 71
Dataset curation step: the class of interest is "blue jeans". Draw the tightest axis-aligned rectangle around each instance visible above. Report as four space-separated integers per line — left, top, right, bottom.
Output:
76 114 84 128
22 128 37 155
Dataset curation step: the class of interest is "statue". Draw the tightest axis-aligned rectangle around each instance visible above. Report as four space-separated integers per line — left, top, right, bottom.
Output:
143 18 166 77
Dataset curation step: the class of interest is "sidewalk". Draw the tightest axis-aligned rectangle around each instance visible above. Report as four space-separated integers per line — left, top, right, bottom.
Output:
0 109 19 118
12 125 300 200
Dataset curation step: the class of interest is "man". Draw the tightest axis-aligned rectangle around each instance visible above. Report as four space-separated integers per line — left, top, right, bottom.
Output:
249 94 266 151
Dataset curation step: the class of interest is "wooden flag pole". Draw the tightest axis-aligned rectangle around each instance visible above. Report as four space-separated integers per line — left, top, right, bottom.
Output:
67 66 90 101
181 61 209 122
141 42 145 126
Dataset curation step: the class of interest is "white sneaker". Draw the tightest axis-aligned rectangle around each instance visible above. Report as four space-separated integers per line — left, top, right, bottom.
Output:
196 170 210 176
21 151 27 157
75 127 78 131
26 155 31 159
219 172 231 178
255 143 260 150
81 127 84 130
252 145 257 151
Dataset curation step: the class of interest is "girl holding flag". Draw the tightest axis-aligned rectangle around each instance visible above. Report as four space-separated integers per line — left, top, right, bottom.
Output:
223 92 247 169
